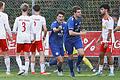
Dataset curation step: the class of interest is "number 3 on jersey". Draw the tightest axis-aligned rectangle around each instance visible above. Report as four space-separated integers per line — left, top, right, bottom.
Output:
22 22 26 32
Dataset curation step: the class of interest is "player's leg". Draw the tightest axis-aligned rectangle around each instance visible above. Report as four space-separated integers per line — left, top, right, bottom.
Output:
106 43 114 76
95 42 105 75
30 42 36 74
75 39 84 73
56 47 64 76
76 48 84 73
3 51 10 75
83 56 96 72
49 41 63 75
39 51 46 74
65 41 75 77
37 41 49 75
16 44 24 75
24 52 30 75
31 52 36 74
23 43 31 75
1 39 10 75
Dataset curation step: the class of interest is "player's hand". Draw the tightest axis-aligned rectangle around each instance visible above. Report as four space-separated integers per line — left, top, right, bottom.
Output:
80 29 87 35
58 25 62 30
104 43 108 48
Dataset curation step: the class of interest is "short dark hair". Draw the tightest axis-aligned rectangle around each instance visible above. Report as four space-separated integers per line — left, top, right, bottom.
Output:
72 6 81 13
33 4 40 12
56 10 65 16
20 3 29 12
0 1 4 9
100 4 110 12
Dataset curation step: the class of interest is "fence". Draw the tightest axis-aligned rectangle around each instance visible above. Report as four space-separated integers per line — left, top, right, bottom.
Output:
1 0 120 30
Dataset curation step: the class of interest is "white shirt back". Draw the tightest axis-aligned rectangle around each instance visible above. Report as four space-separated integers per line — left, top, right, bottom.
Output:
30 15 46 41
0 12 12 39
102 17 115 43
13 15 32 43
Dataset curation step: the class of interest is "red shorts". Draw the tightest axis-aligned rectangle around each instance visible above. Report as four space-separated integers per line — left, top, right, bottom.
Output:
30 40 43 52
0 39 8 51
100 42 113 53
17 43 31 53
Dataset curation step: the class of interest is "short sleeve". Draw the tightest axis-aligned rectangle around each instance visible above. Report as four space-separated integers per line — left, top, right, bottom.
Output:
107 18 114 29
67 17 74 30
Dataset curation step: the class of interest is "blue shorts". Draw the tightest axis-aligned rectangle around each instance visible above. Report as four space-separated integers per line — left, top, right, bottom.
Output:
49 42 64 57
64 38 83 55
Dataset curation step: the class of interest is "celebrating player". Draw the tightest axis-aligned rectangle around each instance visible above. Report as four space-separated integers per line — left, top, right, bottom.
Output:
49 10 66 76
64 6 86 77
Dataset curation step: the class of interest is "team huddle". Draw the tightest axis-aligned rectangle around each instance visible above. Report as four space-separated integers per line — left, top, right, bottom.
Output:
0 1 120 77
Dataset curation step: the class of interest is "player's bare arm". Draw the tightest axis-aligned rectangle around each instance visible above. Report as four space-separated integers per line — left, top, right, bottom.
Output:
114 26 120 33
43 24 47 41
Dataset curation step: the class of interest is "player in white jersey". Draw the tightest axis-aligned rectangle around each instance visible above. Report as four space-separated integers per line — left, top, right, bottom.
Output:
13 3 33 75
30 4 49 75
95 4 115 76
0 1 12 75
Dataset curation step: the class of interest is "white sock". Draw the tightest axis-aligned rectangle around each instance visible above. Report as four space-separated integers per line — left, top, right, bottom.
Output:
98 65 103 73
109 65 114 74
40 63 45 73
16 56 23 71
31 63 35 72
4 57 10 72
25 60 29 73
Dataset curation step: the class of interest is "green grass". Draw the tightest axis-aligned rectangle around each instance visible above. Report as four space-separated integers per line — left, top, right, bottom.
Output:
0 70 120 80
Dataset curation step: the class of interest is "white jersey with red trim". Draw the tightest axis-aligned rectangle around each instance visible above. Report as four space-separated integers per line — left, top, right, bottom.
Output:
13 15 32 43
102 17 115 43
0 12 12 39
30 15 46 41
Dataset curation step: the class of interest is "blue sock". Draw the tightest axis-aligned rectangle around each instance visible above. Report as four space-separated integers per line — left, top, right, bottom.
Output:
68 58 74 72
76 55 83 66
49 58 57 66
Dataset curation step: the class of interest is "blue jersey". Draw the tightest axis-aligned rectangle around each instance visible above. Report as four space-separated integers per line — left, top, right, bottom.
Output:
64 16 83 55
64 16 82 41
49 21 66 46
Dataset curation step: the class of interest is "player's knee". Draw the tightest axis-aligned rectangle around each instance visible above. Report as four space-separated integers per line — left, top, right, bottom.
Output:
57 56 63 63
99 54 104 59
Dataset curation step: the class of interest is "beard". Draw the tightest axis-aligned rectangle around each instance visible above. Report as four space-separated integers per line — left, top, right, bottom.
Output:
101 13 105 17
100 13 105 18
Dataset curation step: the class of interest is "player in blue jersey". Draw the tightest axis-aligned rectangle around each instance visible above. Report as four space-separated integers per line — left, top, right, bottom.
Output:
64 6 86 77
49 10 66 76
